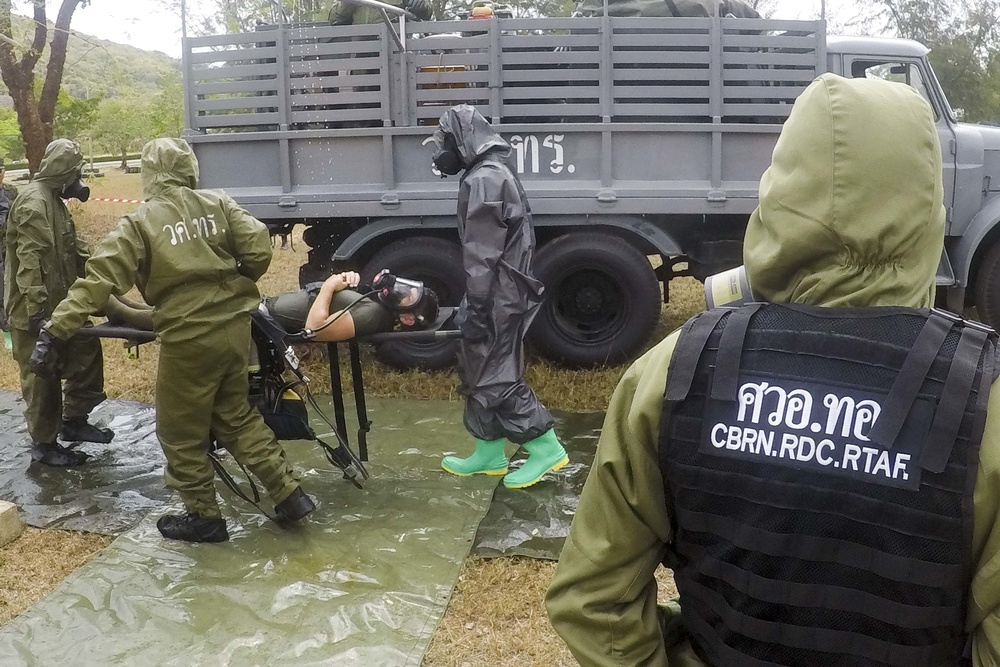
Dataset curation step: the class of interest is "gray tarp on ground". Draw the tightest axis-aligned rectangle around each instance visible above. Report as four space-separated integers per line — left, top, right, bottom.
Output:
472 410 602 560
0 390 167 534
0 397 498 666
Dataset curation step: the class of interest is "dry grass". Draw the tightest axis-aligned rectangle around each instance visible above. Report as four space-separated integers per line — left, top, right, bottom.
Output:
425 558 680 666
0 527 111 626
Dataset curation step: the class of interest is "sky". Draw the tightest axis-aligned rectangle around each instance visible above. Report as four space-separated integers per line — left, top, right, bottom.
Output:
32 0 858 60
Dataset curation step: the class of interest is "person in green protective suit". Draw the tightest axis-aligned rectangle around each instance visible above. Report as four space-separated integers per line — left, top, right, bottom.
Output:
326 0 433 25
30 137 315 543
4 139 113 467
573 0 760 18
547 74 1000 665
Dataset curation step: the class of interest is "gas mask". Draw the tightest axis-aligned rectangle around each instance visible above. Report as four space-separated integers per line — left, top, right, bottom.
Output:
60 171 91 203
431 129 463 177
372 269 425 309
703 265 757 309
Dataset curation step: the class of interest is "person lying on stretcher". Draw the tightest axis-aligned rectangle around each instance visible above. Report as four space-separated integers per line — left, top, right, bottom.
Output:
101 270 440 342
261 270 441 342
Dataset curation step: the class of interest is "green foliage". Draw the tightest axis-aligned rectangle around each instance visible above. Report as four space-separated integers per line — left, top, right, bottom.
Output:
90 98 156 162
0 106 23 162
53 89 100 141
860 0 1000 122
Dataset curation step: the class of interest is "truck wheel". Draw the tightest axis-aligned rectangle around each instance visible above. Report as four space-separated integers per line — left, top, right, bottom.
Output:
362 237 465 370
529 233 661 367
976 241 1000 328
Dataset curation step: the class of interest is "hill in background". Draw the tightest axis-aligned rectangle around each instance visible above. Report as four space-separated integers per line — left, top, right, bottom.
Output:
0 12 179 104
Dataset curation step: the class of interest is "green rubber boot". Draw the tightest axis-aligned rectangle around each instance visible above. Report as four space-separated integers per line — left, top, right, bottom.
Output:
503 429 569 489
442 438 508 477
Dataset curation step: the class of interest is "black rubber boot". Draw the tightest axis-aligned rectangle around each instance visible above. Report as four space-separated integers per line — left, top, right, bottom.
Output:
274 486 316 524
156 513 229 543
30 442 89 467
60 418 114 444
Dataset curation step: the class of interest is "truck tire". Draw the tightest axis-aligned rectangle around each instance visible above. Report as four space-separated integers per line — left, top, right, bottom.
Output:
529 233 661 367
361 237 465 370
976 241 1000 328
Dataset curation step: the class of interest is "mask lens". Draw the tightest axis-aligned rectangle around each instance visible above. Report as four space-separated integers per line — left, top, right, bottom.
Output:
392 279 423 309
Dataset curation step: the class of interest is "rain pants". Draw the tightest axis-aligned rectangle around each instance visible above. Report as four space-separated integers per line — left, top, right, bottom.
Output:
46 138 300 518
546 73 1000 666
3 139 106 445
436 105 554 444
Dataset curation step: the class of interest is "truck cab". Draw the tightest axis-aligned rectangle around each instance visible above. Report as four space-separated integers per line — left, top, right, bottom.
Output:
828 37 1000 319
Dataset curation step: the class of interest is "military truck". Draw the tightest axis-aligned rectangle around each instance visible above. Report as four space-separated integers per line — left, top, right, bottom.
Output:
180 12 1000 368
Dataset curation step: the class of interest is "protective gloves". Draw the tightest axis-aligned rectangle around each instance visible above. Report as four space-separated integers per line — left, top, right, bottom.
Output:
27 310 47 335
29 327 59 380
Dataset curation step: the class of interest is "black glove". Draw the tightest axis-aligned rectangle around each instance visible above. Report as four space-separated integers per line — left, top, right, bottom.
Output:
29 328 59 380
403 0 432 20
27 310 47 336
457 307 489 342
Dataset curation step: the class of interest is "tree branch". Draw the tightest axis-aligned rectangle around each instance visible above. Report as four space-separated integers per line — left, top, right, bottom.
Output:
39 0 83 127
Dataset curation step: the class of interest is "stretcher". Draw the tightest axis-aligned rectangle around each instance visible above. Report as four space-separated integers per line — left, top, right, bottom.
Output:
76 308 463 462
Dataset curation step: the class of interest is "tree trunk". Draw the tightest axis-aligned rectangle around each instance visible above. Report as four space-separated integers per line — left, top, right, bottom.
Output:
0 0 85 174
120 149 127 170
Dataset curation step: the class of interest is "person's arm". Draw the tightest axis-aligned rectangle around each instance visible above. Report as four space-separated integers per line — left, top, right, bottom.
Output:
46 217 144 340
11 202 53 321
460 174 509 340
222 195 272 281
966 383 1000 666
546 331 680 667
306 271 360 342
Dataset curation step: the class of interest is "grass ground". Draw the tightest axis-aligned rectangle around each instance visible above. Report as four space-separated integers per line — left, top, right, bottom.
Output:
0 171 703 664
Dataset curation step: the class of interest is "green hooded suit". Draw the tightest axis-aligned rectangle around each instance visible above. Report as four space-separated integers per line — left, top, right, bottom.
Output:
546 74 1000 666
46 138 300 518
3 139 106 446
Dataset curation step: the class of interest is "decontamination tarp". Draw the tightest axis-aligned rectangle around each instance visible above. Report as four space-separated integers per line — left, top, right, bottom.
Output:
0 390 168 534
472 410 602 560
0 397 498 666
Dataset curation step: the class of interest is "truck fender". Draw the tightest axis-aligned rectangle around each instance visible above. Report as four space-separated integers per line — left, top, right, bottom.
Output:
330 214 685 264
331 217 455 263
951 197 1000 288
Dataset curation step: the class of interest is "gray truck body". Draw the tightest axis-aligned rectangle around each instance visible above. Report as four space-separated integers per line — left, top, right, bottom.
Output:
181 15 1000 366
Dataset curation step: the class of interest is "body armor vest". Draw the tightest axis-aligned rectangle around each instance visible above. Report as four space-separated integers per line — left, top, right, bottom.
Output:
660 303 996 667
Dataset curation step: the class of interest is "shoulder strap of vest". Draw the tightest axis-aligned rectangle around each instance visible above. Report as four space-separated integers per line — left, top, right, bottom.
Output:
710 302 763 401
665 307 730 403
867 310 956 450
664 0 681 16
922 325 993 473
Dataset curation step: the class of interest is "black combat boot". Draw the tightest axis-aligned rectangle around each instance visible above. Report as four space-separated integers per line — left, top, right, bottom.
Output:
274 486 316 523
30 442 89 467
60 417 114 444
156 513 230 543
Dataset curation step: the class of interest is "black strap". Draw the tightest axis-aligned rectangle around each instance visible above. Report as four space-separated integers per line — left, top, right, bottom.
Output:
868 312 954 449
673 505 960 588
679 575 956 667
674 540 961 628
664 0 681 16
921 327 989 473
327 342 350 444
710 303 762 401
665 308 729 403
349 340 372 462
208 449 279 524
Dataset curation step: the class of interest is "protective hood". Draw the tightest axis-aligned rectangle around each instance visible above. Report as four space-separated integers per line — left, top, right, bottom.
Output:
434 104 510 170
744 73 945 309
140 137 200 198
33 138 85 188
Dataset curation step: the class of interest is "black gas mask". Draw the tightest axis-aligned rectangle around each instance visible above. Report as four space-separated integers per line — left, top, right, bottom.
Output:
371 269 439 329
61 170 90 203
431 129 463 177
372 269 425 310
